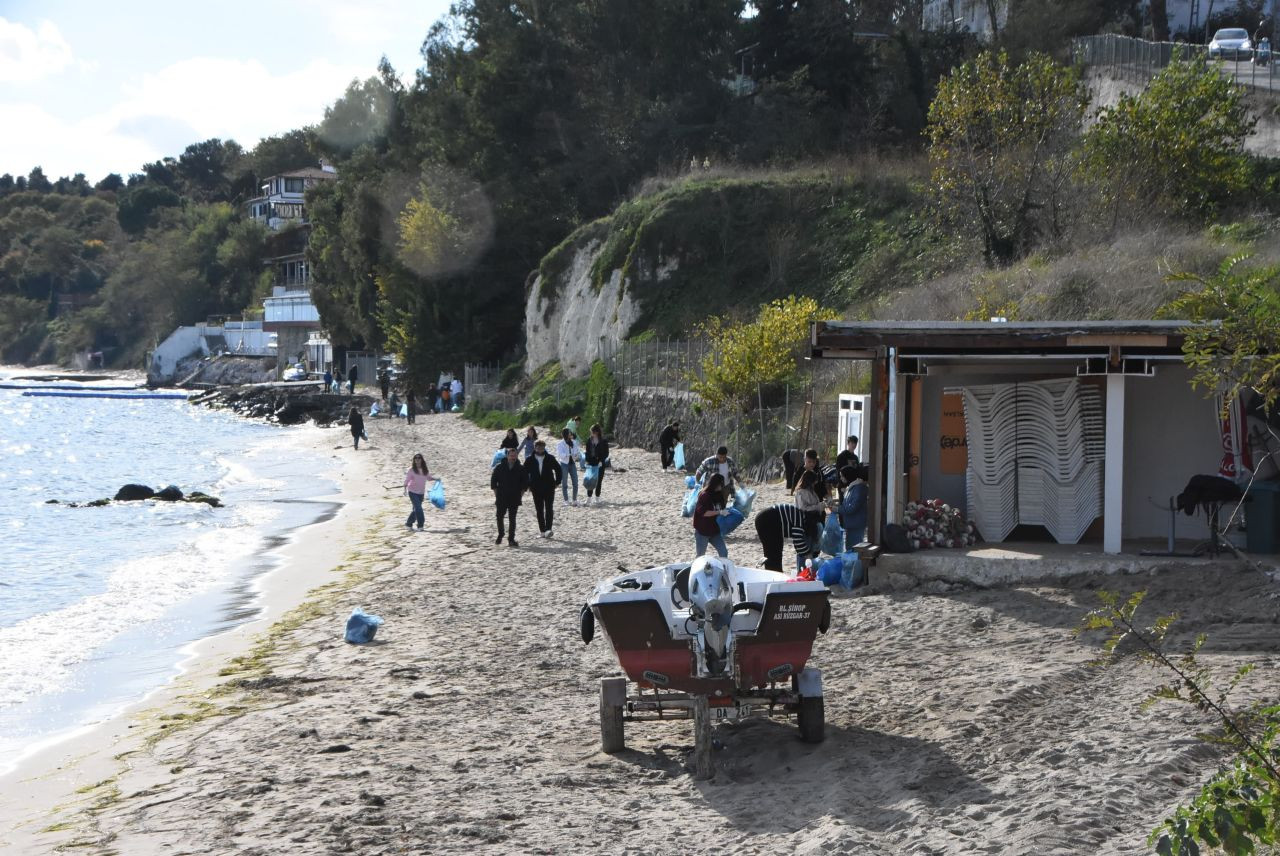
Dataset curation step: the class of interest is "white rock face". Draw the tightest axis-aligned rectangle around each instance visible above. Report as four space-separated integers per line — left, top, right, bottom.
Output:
524 237 652 376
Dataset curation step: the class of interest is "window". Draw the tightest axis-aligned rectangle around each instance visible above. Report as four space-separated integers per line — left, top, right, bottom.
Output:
284 178 305 193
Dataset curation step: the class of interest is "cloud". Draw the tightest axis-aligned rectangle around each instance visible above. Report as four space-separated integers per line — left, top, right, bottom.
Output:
0 55 370 180
0 18 74 83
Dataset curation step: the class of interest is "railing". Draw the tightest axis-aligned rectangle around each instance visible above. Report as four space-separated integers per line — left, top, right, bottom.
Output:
1073 33 1277 92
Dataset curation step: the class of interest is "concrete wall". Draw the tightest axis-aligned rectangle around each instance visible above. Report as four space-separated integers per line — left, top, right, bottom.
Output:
911 364 1220 542
1122 364 1223 538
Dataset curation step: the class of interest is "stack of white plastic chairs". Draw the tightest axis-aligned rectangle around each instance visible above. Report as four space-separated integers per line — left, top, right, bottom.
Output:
960 379 1104 544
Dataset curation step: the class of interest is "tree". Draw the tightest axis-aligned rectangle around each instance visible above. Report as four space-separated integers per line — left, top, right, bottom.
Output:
176 138 245 202
27 167 52 193
692 295 834 411
927 50 1088 264
1082 57 1254 221
1162 255 1280 411
95 173 125 193
116 184 182 234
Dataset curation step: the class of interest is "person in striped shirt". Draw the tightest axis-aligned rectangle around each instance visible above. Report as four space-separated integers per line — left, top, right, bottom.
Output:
754 501 823 572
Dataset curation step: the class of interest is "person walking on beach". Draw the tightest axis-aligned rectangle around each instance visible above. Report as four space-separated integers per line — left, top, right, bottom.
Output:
406 388 418 424
323 366 333 393
438 385 451 413
659 420 681 471
754 501 822 572
332 367 344 394
693 473 731 558
696 446 740 493
524 439 562 538
583 423 609 505
500 428 519 450
423 381 438 415
379 369 391 402
389 390 401 419
348 406 366 450
490 446 526 547
519 426 538 460
404 454 438 530
347 362 358 394
556 427 580 506
450 376 463 407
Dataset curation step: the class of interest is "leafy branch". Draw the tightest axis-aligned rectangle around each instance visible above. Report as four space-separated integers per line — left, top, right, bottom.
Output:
1078 591 1279 854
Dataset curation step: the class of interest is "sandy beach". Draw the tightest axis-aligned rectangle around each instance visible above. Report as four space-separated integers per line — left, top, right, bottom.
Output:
1 411 1277 855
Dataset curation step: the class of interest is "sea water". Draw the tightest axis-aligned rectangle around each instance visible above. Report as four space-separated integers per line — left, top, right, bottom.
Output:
0 372 338 773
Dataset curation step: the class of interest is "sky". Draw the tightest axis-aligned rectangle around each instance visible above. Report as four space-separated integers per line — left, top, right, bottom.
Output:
0 0 454 182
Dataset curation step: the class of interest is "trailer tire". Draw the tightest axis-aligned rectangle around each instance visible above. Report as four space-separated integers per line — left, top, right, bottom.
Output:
797 696 825 743
600 677 626 753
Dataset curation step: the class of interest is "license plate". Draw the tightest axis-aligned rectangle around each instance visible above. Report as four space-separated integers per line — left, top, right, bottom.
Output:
712 704 749 721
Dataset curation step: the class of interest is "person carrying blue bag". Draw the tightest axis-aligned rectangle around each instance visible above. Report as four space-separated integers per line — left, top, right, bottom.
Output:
403 453 439 531
583 423 609 506
838 465 869 550
692 473 731 557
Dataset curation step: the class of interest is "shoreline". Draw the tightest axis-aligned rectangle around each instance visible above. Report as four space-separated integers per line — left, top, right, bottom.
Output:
0 417 375 851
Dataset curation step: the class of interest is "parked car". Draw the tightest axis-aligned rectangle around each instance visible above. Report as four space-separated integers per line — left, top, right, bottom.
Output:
1209 28 1252 60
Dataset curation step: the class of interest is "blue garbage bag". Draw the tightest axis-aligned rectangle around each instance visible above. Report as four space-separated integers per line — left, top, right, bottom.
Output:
428 479 446 510
733 487 757 517
491 450 505 468
718 507 745 535
450 404 460 412
682 488 698 518
685 475 697 489
816 556 843 586
820 514 845 557
400 403 409 417
839 552 864 588
673 442 686 470
344 606 384 644
583 464 601 490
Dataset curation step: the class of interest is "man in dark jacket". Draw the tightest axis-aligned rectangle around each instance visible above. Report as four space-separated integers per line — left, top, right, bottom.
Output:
490 446 527 547
346 362 358 394
523 439 563 539
658 420 681 470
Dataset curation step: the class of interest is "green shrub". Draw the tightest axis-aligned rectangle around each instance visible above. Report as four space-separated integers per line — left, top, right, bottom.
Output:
584 359 620 434
498 360 525 390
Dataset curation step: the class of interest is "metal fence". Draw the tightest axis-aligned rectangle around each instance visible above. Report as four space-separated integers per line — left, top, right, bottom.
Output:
1073 33 1278 92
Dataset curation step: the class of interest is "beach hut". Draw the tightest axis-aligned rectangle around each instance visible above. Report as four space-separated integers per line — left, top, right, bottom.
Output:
809 320 1267 570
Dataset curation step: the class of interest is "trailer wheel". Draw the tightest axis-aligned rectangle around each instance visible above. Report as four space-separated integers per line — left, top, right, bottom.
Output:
600 677 626 753
797 696 825 744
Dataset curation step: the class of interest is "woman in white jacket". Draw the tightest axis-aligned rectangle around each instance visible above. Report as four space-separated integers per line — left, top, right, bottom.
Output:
555 428 580 506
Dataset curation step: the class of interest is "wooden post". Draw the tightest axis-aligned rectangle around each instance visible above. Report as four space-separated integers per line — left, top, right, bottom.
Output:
692 695 713 780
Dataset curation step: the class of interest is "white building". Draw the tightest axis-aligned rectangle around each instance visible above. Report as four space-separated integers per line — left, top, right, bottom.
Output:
250 165 338 371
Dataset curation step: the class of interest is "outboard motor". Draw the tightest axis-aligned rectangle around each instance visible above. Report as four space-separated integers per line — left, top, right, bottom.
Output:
687 556 735 676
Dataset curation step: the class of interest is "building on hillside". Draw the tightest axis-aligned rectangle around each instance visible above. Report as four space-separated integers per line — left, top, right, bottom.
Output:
811 320 1277 566
248 165 337 373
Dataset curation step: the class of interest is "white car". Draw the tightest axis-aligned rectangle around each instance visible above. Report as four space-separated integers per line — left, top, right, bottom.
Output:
1209 28 1252 60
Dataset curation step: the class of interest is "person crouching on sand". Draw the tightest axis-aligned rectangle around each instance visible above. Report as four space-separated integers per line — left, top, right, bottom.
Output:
404 454 438 530
348 406 366 450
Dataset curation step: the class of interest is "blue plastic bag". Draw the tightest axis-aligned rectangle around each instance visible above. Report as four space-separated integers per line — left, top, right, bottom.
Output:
839 552 864 588
428 479 446 510
344 607 384 644
491 450 505 468
733 487 757 516
718 507 745 535
673 442 686 470
681 488 698 518
583 464 601 490
400 403 409 417
816 556 843 586
685 475 697 489
820 514 845 557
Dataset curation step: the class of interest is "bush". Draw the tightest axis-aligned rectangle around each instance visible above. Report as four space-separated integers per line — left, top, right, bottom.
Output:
584 360 619 434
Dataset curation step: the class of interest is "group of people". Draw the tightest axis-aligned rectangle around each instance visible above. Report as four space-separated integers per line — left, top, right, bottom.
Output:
400 414 868 578
487 418 608 546
324 363 359 395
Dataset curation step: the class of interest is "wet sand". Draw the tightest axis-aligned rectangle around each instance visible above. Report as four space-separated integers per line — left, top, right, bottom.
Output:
2 412 1278 855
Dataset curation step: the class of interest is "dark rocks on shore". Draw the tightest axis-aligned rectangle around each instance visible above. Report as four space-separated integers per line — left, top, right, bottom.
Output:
114 483 156 501
51 485 223 508
187 386 374 426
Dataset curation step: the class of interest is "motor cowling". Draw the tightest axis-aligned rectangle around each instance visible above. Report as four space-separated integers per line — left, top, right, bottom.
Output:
688 557 734 672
